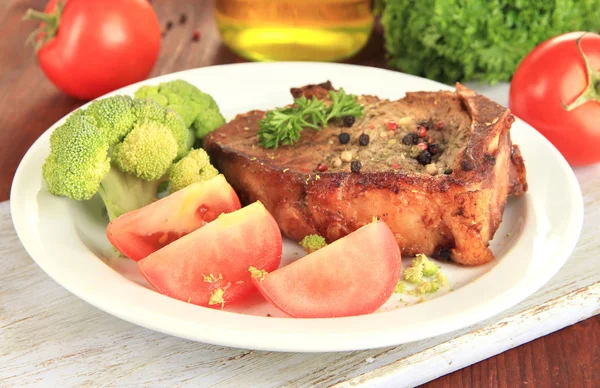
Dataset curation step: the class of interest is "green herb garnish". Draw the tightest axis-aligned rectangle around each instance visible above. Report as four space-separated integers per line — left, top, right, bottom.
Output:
258 89 364 149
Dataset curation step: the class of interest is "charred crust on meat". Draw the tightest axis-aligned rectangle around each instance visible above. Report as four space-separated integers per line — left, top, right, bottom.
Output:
290 81 334 99
484 154 496 164
436 247 453 262
460 159 475 171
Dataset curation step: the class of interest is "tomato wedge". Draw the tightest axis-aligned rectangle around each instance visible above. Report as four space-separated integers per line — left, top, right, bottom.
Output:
138 201 282 308
107 175 241 261
253 221 402 318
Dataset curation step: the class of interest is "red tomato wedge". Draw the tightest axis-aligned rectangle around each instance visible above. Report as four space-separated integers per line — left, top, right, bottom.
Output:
138 201 282 308
107 175 241 261
252 221 402 318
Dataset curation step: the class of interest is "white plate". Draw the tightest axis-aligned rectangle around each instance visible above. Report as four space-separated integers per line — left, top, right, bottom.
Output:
10 63 583 352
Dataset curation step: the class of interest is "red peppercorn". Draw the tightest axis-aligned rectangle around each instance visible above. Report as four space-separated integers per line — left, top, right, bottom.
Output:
435 121 445 130
192 30 200 41
387 121 398 131
417 142 428 151
391 162 401 169
317 164 328 172
416 125 427 137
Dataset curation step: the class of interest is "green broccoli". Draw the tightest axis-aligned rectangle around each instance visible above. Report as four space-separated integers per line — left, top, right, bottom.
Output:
169 149 218 193
299 234 327 254
193 109 226 139
415 254 439 277
42 95 196 221
135 80 226 140
42 113 110 200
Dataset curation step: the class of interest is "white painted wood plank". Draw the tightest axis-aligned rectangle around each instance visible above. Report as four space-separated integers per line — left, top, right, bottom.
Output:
1 161 598 388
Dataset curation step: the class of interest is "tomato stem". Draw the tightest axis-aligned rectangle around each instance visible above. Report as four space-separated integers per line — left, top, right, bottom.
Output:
562 34 600 112
22 1 65 52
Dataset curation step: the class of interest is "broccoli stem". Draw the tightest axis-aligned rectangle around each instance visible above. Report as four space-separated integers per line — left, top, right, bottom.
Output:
97 168 163 221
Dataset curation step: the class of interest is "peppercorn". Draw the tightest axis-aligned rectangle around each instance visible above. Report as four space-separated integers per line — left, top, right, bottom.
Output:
180 14 188 24
166 21 173 30
416 125 427 138
402 132 419 145
435 121 445 130
351 160 362 173
358 133 370 146
429 143 440 155
444 168 453 175
416 151 432 165
340 151 352 162
419 119 434 130
317 164 328 172
343 116 355 127
387 121 398 131
338 132 350 144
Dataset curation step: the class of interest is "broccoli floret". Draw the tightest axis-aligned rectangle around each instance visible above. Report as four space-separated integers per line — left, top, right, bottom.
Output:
112 122 178 180
134 80 225 140
42 113 110 200
434 272 449 288
42 92 199 221
417 281 439 295
403 266 422 284
86 96 136 146
194 108 226 139
393 281 405 294
169 149 218 193
299 234 327 253
132 99 190 160
415 254 439 277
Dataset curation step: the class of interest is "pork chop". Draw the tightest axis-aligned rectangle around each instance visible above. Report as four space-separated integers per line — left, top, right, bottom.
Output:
203 83 527 265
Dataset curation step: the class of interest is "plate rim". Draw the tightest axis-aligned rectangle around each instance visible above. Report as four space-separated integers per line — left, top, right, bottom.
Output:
10 62 584 352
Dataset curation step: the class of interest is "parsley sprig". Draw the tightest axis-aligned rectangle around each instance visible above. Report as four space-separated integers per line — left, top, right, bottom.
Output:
258 88 364 149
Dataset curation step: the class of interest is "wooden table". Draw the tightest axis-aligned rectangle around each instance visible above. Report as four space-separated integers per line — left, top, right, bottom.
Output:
1 1 598 387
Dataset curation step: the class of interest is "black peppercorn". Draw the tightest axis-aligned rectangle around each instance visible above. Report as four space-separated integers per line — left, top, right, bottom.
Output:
180 14 188 24
402 132 419 145
444 168 453 175
429 143 440 155
338 132 350 144
351 160 362 173
418 119 434 131
166 21 173 30
343 116 355 127
416 151 432 165
358 133 370 146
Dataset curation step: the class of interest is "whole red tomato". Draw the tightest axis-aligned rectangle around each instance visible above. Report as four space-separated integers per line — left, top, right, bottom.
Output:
27 0 161 100
509 32 600 166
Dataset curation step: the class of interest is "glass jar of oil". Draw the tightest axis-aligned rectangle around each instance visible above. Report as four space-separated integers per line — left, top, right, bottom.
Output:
215 0 374 62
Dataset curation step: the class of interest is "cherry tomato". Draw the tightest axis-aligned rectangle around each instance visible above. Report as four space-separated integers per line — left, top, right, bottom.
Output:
28 0 161 100
138 202 282 308
107 175 241 262
509 32 600 166
253 221 402 318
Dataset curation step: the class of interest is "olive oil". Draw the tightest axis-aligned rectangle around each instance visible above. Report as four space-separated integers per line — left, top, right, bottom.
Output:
215 0 374 62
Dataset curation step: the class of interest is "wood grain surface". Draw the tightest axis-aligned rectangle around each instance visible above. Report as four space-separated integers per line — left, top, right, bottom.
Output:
1 0 598 387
